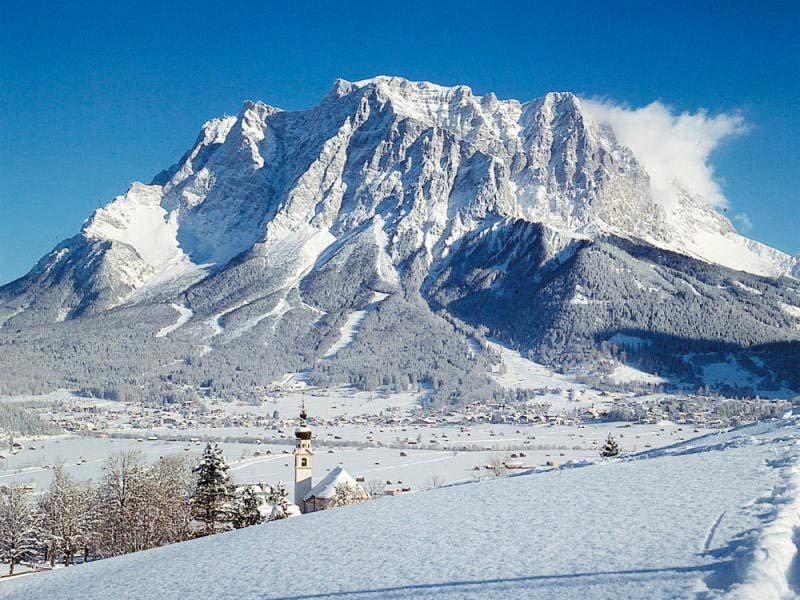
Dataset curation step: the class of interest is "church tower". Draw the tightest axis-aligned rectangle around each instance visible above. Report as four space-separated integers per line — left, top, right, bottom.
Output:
294 401 313 513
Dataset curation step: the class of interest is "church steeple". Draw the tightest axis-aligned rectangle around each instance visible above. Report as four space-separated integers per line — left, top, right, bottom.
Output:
294 400 313 513
299 399 308 424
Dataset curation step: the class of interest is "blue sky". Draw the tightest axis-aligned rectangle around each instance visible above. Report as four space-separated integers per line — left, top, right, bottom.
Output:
1 0 797 284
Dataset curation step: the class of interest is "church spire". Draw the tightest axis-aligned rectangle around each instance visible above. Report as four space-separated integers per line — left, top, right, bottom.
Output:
294 399 313 513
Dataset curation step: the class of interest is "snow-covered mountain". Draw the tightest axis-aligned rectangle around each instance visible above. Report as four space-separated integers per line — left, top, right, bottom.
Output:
1 77 798 402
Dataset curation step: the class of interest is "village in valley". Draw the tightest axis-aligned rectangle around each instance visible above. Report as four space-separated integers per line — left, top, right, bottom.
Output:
0 344 795 578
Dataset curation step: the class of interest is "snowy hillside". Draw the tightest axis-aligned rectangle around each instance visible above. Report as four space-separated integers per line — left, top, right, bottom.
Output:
1 76 798 404
4 416 799 600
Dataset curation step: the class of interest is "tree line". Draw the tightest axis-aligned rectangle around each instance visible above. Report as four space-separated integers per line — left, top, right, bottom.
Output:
0 443 339 575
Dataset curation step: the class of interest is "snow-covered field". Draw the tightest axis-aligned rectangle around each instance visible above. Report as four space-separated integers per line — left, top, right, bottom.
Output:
609 363 667 385
0 420 704 503
263 381 425 418
4 416 799 599
486 339 611 410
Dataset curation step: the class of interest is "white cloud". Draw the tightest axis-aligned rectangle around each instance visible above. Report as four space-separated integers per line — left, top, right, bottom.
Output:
581 98 746 210
733 212 753 232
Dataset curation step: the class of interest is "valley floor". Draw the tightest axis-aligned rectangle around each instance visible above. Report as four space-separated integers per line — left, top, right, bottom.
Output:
3 416 799 599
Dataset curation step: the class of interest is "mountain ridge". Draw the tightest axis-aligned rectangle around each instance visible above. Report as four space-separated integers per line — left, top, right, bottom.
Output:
1 77 798 403
4 77 795 315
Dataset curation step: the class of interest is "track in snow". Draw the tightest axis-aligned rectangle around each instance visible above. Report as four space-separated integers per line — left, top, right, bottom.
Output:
723 456 800 599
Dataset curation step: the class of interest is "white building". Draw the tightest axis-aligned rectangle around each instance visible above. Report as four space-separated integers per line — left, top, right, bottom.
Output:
302 465 369 513
294 403 368 513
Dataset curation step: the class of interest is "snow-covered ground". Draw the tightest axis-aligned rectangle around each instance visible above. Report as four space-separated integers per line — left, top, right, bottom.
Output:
0 420 705 501
4 416 799 599
609 363 667 385
228 297 290 340
488 338 664 391
0 389 80 405
486 339 610 410
701 356 757 388
781 302 800 319
254 383 424 418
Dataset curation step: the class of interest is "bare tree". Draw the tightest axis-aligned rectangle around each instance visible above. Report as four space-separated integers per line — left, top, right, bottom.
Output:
424 475 444 489
0 487 42 575
99 451 194 555
365 479 385 497
150 454 194 546
98 450 149 556
41 466 94 566
329 483 367 508
486 456 507 478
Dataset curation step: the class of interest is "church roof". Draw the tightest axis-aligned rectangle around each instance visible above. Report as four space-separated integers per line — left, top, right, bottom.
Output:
304 465 363 501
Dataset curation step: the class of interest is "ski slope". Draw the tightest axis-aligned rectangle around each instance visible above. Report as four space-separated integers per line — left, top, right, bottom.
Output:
5 416 799 599
609 363 666 385
323 292 389 359
154 303 193 337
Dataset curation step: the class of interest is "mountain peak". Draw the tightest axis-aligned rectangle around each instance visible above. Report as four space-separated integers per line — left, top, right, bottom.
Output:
349 75 473 95
2 76 797 328
539 90 582 111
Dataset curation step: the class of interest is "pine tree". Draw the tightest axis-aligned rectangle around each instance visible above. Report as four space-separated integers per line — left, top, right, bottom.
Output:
233 486 263 529
0 487 42 575
191 444 235 535
267 482 290 521
600 433 621 458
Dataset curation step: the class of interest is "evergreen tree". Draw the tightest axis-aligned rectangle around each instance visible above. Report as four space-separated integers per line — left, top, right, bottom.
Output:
0 487 42 575
600 433 621 458
233 486 263 529
267 482 291 521
191 444 235 535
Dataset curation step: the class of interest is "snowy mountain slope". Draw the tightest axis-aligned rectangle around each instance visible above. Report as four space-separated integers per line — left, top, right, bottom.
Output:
426 219 800 370
0 76 798 402
4 416 800 600
2 77 795 322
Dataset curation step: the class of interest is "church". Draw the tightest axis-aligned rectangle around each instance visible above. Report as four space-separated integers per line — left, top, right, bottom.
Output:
294 402 369 513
